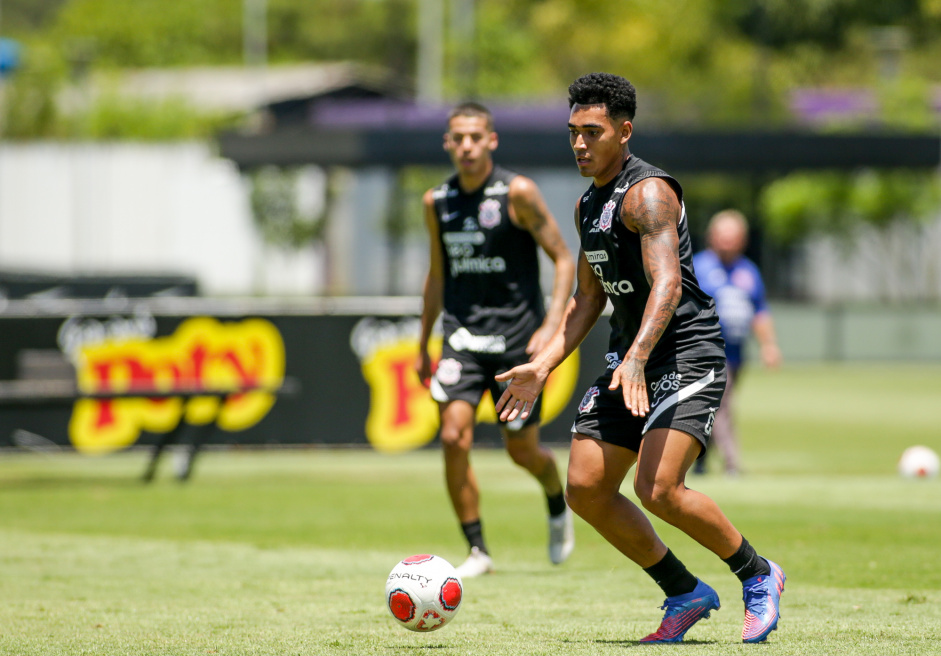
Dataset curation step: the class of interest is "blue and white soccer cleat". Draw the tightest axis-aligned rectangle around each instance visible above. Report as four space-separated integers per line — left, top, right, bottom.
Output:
639 579 721 644
741 559 786 643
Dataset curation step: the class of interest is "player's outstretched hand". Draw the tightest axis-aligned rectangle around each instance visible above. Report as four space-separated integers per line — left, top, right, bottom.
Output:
494 363 550 422
609 357 649 417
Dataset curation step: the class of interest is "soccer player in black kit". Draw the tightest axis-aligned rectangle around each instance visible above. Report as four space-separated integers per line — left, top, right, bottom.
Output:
495 74 786 643
416 103 576 578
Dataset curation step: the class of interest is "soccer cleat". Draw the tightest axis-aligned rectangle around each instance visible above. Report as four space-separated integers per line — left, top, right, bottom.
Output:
548 508 575 565
640 579 720 644
741 559 786 643
454 546 494 578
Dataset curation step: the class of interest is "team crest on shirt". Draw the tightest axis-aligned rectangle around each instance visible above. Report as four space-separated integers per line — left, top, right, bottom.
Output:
478 198 502 229
435 358 463 386
599 200 616 231
578 386 600 413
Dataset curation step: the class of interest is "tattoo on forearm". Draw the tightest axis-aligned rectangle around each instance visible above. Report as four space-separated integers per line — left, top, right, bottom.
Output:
625 181 682 360
634 273 680 358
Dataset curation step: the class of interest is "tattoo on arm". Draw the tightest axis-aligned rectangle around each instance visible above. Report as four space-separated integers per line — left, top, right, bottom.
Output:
527 205 548 232
623 180 683 361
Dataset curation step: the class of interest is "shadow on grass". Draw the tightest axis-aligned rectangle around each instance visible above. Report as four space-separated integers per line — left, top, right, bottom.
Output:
389 645 452 650
587 639 720 648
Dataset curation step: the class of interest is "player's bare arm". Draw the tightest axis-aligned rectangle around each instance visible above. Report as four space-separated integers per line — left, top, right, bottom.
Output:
753 312 782 369
613 177 683 417
416 189 445 387
508 176 576 357
495 201 606 422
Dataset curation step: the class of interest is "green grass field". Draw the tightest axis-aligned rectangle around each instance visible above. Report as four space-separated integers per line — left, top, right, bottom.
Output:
1 363 940 655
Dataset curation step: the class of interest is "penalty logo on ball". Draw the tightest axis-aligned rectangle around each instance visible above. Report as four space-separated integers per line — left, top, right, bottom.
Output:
386 554 463 632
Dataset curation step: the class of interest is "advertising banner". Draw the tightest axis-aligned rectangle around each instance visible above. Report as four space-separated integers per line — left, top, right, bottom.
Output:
0 300 611 453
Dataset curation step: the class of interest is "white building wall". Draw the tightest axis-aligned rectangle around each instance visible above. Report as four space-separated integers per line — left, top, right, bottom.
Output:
802 211 941 303
0 143 269 296
4 143 937 303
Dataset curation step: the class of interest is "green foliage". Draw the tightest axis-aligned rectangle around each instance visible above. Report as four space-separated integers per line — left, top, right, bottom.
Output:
4 0 941 138
0 41 68 138
0 0 69 35
761 172 855 242
266 0 411 67
249 166 329 249
726 0 926 49
51 0 244 67
76 94 240 140
681 174 762 237
761 169 941 243
876 75 940 130
45 0 408 69
471 2 554 97
0 46 241 140
391 166 450 237
469 0 804 125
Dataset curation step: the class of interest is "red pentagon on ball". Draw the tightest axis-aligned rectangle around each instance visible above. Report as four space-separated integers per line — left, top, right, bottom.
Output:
388 589 416 622
401 554 434 565
439 577 462 611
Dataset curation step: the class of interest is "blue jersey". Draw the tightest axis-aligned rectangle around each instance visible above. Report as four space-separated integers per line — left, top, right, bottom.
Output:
692 249 768 368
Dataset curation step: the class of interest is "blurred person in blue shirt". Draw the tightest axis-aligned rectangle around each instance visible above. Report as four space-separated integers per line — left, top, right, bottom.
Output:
692 209 782 475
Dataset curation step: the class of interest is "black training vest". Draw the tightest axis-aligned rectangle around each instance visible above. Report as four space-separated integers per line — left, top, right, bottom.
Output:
432 165 545 348
578 156 724 368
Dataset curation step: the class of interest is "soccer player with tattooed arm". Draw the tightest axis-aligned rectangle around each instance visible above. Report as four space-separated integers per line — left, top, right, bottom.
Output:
495 73 786 644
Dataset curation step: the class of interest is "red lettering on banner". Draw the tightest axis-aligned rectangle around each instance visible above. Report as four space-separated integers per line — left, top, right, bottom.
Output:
70 317 285 454
390 359 428 427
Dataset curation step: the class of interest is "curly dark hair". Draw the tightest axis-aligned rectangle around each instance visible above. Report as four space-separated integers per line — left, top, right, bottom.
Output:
567 73 637 121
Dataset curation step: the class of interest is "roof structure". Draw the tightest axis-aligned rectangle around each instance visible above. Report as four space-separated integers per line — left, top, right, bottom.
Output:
85 62 407 115
216 72 941 173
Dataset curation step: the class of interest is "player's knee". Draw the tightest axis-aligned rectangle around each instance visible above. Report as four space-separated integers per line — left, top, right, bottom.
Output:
564 477 602 522
563 483 585 516
439 423 471 451
504 439 543 471
505 442 532 469
634 478 678 517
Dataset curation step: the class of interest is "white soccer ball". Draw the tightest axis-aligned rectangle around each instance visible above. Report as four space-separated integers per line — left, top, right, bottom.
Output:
898 445 940 479
385 554 463 632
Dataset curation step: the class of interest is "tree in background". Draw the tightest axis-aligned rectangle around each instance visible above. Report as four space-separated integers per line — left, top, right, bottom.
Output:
4 0 941 130
250 166 331 249
761 170 941 301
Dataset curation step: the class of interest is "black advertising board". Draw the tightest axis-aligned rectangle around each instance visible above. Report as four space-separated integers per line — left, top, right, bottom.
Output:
0 299 611 454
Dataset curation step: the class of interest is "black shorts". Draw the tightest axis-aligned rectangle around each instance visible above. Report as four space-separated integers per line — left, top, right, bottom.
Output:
571 357 726 454
430 338 542 431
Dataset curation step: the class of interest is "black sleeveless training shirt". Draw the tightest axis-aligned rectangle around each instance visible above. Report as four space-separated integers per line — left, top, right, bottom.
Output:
578 156 724 368
431 165 545 349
